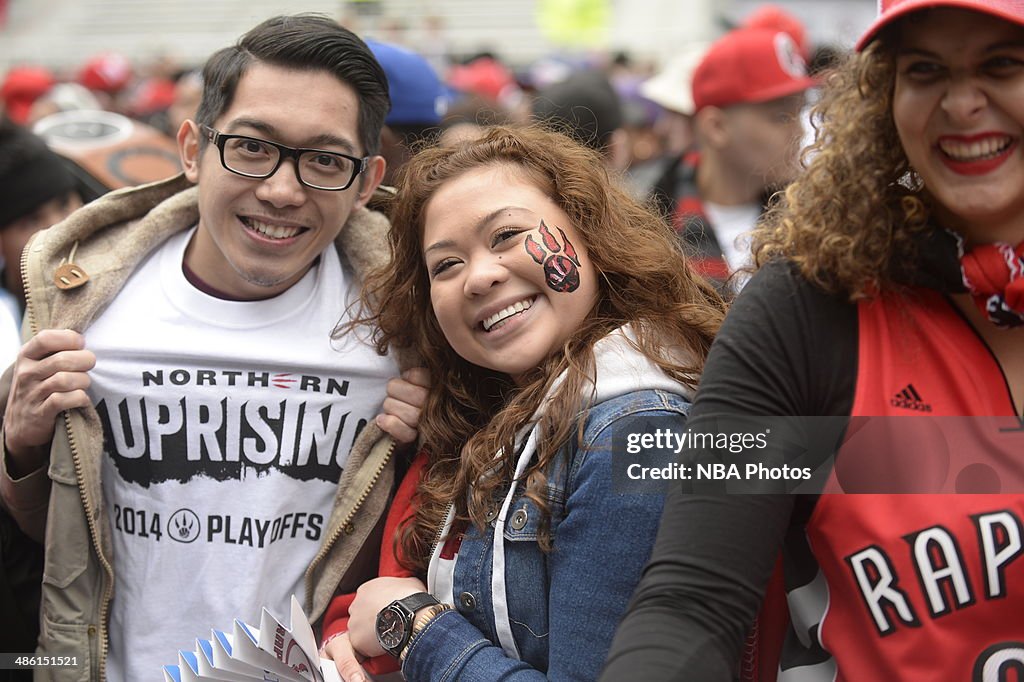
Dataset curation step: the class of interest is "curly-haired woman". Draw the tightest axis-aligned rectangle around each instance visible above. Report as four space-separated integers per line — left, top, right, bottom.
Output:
319 125 725 681
603 1 1024 680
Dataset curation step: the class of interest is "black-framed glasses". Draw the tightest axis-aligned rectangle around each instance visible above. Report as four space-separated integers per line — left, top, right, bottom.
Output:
202 125 368 191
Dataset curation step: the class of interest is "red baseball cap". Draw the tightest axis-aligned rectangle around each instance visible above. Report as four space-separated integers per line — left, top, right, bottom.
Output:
126 78 177 116
1 66 55 124
742 4 811 59
77 53 133 93
448 57 518 103
856 0 1024 51
691 28 816 112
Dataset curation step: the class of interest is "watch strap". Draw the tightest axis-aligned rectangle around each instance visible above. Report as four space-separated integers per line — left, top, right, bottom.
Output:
396 592 439 616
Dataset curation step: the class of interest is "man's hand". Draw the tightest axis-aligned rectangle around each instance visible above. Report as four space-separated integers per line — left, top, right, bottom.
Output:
374 368 429 445
4 330 95 477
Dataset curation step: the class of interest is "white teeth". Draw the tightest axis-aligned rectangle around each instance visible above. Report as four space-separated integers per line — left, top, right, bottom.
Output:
246 218 303 239
939 137 1012 162
483 298 533 331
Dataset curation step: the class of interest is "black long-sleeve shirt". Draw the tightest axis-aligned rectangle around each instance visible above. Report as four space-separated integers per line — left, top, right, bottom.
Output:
601 260 854 680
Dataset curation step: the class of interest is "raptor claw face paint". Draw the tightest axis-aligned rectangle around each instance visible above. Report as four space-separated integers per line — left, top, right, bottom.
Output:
525 234 546 264
545 255 581 292
559 226 579 264
539 219 562 252
526 219 582 292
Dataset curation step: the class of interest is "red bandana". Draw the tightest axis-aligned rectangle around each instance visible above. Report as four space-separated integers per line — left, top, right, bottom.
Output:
960 241 1024 328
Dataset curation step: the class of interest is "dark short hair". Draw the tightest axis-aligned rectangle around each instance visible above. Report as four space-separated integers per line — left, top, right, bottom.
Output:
531 70 623 152
195 14 390 155
0 118 79 228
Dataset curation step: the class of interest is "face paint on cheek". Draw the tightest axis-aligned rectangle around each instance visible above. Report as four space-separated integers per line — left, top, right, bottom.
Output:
558 227 579 264
525 234 546 264
539 221 561 252
545 255 580 292
524 219 583 293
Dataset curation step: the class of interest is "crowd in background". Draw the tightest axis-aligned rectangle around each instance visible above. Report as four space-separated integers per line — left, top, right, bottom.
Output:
0 2 840 348
0 6 840 182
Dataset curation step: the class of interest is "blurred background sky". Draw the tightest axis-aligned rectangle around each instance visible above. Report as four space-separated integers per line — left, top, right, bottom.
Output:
0 0 875 73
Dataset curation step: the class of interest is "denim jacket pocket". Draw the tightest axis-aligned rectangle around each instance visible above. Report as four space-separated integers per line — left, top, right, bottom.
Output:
498 496 551 667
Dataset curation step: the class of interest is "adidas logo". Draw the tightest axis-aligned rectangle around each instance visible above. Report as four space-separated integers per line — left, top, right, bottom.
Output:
890 384 933 412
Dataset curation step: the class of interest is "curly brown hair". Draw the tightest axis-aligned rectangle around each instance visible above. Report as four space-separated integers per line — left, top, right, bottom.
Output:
355 125 725 573
753 37 932 299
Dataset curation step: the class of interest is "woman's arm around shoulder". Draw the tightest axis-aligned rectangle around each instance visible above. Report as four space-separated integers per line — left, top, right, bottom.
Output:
600 260 856 680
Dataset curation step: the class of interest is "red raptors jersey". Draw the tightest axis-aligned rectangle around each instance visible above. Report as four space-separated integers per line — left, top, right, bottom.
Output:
799 289 1024 680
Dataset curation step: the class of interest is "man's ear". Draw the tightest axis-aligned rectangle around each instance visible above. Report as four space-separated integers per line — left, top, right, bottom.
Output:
178 120 202 183
355 155 387 208
606 127 631 172
694 106 730 150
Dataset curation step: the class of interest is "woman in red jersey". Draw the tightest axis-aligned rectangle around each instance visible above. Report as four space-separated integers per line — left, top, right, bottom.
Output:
603 1 1024 680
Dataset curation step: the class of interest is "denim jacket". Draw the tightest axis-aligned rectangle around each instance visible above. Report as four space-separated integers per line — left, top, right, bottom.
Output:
403 388 691 681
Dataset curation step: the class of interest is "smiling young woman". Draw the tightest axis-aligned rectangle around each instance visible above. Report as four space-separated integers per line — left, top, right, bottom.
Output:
319 125 726 680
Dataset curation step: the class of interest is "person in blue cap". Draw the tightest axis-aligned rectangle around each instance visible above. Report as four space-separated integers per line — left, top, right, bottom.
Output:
367 40 449 185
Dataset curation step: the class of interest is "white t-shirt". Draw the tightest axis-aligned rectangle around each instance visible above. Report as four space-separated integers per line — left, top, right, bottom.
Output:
0 291 21 371
85 228 397 682
703 200 761 290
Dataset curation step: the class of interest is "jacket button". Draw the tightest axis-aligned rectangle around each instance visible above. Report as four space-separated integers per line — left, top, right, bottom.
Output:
484 506 500 523
510 508 528 530
87 625 97 637
458 591 477 612
53 262 90 290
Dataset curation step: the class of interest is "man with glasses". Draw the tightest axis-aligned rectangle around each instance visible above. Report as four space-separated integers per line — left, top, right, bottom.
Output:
0 15 424 681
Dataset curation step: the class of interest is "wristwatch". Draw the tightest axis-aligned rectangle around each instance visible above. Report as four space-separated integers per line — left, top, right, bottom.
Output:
376 592 441 659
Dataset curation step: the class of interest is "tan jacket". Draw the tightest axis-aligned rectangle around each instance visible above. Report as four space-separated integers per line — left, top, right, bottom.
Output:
0 174 409 681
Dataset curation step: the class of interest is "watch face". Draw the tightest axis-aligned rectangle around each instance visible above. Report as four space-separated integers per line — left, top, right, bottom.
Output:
376 607 407 651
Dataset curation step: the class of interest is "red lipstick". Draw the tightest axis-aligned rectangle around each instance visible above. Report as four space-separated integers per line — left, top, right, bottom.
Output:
936 133 1017 176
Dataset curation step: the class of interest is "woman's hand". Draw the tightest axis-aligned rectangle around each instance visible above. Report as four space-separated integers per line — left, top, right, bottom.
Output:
322 632 368 682
347 576 428 658
375 368 430 444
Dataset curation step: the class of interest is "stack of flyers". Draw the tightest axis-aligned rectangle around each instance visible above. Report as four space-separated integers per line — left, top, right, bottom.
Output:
161 595 342 682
